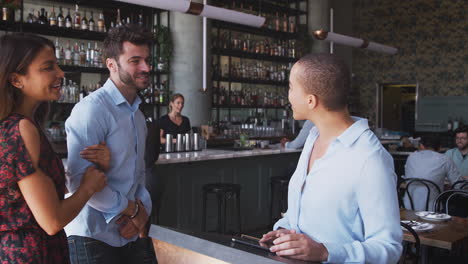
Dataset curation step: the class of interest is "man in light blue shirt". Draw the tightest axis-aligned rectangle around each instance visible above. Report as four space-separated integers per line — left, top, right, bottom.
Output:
445 126 468 177
261 54 402 263
65 24 155 263
282 120 315 149
404 135 462 211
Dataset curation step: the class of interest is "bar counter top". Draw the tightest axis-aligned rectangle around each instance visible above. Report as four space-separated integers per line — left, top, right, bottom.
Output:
156 147 302 164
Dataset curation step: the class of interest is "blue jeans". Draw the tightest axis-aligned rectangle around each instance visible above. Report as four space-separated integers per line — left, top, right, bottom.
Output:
68 236 156 264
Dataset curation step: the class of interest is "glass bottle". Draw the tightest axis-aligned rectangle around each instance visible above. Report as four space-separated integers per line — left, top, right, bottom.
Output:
54 38 62 64
88 11 95 31
38 8 47 25
49 6 57 26
65 8 72 28
116 9 122 27
73 4 81 29
64 41 72 65
57 7 64 27
81 10 88 30
97 12 105 32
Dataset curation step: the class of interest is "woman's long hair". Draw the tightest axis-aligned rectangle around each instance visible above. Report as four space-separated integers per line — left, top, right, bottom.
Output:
0 33 54 123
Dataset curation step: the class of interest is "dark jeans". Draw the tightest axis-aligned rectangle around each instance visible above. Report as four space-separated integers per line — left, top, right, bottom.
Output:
68 236 156 264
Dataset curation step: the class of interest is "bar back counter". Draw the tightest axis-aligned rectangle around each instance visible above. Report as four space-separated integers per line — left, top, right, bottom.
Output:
147 148 301 233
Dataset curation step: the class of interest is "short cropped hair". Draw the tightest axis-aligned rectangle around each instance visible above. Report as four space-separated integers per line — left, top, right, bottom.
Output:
294 54 350 111
454 126 468 135
420 134 441 151
103 24 153 61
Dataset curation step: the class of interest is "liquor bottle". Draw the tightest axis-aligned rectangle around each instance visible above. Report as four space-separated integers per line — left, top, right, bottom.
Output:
49 6 57 26
73 4 81 29
64 41 72 65
93 42 101 67
88 11 95 31
282 14 288 32
73 42 80 65
81 10 88 30
86 42 92 66
289 17 295 33
79 86 87 101
138 13 144 25
54 38 61 64
274 12 280 31
65 8 72 28
116 9 122 27
97 12 105 32
38 8 47 25
79 43 86 66
26 9 36 23
57 7 64 27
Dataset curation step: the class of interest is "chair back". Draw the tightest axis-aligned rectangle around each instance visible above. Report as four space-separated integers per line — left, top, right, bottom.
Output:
451 180 468 190
433 190 468 217
398 178 441 211
399 222 420 264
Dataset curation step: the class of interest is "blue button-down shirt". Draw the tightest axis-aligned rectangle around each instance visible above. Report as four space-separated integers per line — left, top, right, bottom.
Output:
445 148 468 177
274 117 402 263
64 79 151 247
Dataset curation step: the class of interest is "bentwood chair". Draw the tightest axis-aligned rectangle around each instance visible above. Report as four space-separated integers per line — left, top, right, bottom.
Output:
451 180 468 190
398 178 441 211
399 222 420 264
434 190 468 217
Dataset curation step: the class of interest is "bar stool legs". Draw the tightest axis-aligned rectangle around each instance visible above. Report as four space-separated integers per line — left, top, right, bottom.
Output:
202 183 241 235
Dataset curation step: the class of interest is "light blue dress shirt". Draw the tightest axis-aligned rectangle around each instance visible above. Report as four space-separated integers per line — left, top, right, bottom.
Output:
285 120 315 150
64 79 151 247
274 117 402 263
403 150 462 211
445 148 468 176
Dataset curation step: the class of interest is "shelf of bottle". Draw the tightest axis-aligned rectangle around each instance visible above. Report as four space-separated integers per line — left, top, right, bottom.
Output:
42 0 166 13
213 76 287 86
19 22 107 41
212 48 297 63
212 104 286 109
59 65 168 75
212 21 300 40
210 0 307 16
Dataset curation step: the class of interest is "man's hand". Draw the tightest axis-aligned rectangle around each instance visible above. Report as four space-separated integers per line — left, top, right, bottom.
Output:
280 137 290 148
269 229 329 262
116 215 139 239
130 200 149 232
260 228 294 244
80 141 111 171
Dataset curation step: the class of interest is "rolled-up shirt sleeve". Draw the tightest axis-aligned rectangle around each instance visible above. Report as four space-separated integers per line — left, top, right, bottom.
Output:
273 211 291 230
324 150 403 263
65 102 128 223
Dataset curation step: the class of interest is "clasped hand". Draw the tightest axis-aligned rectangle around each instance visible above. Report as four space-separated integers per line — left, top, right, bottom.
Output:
260 229 328 262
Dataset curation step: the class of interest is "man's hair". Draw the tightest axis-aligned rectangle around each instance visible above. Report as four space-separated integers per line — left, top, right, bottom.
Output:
454 126 468 135
294 54 350 111
102 24 153 61
420 134 441 151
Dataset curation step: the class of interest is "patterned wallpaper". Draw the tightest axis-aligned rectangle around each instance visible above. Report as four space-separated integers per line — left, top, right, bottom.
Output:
351 0 467 122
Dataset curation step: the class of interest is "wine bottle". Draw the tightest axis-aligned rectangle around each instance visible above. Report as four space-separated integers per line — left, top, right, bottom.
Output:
57 7 64 27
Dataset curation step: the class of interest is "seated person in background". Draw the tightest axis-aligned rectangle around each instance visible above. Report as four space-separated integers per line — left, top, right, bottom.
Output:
403 135 463 211
396 136 417 152
159 93 191 144
260 54 402 263
445 126 468 177
280 120 315 149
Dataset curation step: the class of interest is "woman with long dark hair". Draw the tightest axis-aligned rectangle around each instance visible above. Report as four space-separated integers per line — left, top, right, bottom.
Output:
0 33 107 263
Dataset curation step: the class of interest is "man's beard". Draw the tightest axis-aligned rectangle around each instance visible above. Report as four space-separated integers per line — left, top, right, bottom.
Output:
458 144 468 152
118 65 149 90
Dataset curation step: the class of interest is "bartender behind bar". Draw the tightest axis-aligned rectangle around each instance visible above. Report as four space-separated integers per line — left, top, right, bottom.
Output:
159 93 191 144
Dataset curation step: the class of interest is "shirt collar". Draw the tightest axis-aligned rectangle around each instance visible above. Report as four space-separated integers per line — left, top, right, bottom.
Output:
336 117 369 147
103 78 142 111
307 116 369 148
